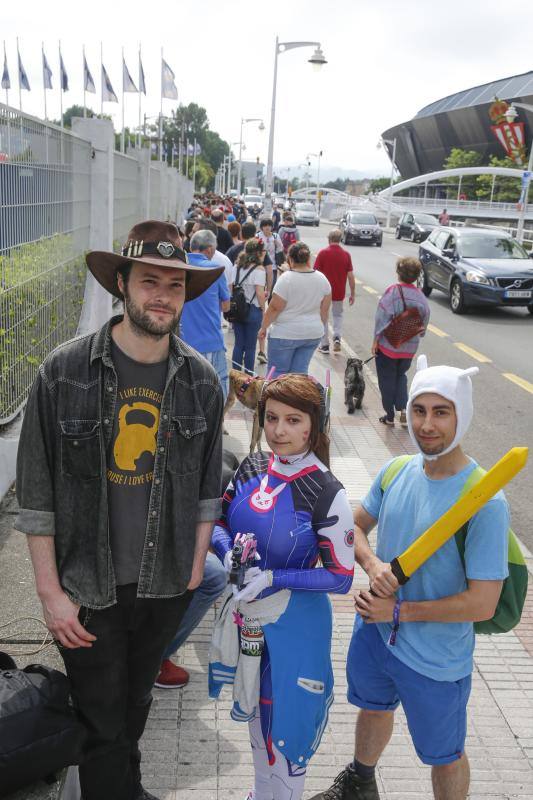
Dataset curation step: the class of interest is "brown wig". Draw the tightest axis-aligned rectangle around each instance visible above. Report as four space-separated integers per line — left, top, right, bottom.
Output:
259 374 330 467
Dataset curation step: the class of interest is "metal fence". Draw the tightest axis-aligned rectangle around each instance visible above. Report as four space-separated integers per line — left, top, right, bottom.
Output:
0 108 194 424
0 105 91 423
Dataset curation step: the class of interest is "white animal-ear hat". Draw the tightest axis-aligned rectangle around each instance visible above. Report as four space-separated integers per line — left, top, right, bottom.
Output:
406 355 479 460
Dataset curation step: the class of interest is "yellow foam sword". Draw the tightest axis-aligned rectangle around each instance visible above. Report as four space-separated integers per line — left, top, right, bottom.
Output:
389 447 529 585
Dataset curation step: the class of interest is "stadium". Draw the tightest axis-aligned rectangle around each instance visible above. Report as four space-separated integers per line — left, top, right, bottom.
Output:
381 70 533 178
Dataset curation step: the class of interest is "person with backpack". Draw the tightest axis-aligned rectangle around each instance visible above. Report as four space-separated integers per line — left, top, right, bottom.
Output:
228 238 267 374
277 213 300 256
257 217 285 286
309 356 511 800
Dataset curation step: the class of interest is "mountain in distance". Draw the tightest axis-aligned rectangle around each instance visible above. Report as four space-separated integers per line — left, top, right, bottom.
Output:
275 164 386 182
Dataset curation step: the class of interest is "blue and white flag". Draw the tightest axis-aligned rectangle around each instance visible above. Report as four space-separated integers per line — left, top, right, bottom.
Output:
123 58 137 93
102 63 118 102
84 55 95 93
60 51 69 91
161 58 178 99
1 50 9 90
42 48 53 90
18 50 30 91
139 53 146 95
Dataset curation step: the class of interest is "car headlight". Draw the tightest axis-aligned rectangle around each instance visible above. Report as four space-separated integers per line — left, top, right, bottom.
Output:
465 271 490 285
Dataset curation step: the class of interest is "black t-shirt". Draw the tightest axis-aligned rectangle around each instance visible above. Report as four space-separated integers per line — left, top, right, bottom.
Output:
226 241 273 267
107 340 167 585
216 226 234 254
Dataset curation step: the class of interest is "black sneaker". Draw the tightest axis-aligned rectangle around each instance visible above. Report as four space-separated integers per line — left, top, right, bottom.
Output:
308 766 380 800
135 789 161 800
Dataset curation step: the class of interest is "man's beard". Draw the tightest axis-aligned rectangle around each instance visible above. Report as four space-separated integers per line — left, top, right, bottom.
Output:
123 289 180 339
416 437 445 456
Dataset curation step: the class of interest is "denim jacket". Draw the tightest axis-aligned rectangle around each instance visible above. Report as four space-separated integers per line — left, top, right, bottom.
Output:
15 316 223 609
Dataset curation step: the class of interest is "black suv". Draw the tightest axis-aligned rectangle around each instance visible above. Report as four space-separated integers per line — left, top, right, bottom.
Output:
339 212 382 246
396 212 439 243
418 227 533 315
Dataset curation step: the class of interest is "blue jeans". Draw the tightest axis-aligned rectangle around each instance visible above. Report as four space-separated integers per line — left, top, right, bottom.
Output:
162 553 227 660
202 349 228 400
232 304 263 375
267 336 321 377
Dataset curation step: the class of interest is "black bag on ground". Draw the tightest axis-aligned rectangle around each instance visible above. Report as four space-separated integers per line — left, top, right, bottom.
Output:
0 653 87 797
224 265 256 323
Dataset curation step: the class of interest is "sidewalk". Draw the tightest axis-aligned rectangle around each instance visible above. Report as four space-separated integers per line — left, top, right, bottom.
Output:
1 340 533 799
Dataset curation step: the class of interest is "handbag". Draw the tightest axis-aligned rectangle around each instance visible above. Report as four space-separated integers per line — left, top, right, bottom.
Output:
382 285 425 348
0 653 87 796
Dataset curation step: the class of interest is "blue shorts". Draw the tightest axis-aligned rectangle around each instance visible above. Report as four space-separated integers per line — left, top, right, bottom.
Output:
346 619 471 765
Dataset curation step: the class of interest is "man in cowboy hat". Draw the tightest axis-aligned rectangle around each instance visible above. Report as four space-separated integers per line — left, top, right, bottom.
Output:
15 220 225 800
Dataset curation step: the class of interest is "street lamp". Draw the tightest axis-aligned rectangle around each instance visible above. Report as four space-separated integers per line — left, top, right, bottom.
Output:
236 118 265 196
378 137 397 230
307 151 323 209
264 38 327 215
505 103 533 243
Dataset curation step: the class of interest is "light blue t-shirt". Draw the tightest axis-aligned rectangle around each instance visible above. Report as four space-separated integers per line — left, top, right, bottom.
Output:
179 252 230 354
362 454 509 682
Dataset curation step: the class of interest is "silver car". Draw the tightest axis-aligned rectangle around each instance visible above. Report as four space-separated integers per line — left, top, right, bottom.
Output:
294 202 320 226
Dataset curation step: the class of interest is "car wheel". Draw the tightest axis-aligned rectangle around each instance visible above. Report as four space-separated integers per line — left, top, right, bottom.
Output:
418 269 432 297
527 305 533 316
410 231 417 243
376 239 382 247
395 228 401 239
449 279 468 314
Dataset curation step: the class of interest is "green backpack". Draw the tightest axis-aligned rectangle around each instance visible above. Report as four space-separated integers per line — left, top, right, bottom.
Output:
381 455 528 634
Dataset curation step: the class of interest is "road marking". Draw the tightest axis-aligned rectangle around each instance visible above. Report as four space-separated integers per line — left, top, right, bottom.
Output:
503 373 533 395
427 323 449 338
354 278 363 285
363 285 378 295
454 343 492 363
391 251 402 257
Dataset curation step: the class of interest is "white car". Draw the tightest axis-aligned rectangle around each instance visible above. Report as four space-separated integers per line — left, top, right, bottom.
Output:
294 202 320 226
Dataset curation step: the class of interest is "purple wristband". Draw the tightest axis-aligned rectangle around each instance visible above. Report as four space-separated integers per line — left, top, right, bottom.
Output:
388 599 402 646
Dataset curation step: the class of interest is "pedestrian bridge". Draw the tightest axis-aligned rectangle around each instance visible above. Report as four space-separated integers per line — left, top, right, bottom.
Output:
292 168 533 223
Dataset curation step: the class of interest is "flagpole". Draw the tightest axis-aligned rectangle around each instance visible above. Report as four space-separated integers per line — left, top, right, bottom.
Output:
3 41 8 108
42 43 47 121
83 45 87 118
100 42 103 117
138 43 142 149
159 47 163 162
121 46 125 153
17 37 22 111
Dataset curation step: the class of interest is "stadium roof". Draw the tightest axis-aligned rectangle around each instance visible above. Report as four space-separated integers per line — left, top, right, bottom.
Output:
415 70 533 119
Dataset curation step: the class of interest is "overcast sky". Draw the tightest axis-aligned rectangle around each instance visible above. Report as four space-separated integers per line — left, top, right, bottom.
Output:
3 0 533 178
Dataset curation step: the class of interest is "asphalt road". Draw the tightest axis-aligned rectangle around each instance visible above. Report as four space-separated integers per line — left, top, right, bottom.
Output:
300 223 533 552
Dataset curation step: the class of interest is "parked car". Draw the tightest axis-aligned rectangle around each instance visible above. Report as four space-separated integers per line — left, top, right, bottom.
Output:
418 227 533 315
339 212 382 246
294 202 320 226
395 212 439 242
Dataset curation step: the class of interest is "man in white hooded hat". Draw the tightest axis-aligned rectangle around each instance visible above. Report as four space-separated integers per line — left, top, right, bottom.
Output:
310 356 510 800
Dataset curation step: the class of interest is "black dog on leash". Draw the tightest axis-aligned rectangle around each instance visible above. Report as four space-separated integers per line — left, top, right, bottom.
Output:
344 358 365 413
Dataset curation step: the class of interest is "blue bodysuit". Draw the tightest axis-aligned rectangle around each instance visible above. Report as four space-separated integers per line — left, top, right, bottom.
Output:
212 449 354 800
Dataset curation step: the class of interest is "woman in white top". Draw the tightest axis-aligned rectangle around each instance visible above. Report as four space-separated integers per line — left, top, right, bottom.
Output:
258 242 331 377
229 238 267 374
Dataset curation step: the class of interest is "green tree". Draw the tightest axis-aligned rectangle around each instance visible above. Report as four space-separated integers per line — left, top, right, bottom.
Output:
366 177 400 193
441 148 483 200
52 104 95 128
475 155 532 202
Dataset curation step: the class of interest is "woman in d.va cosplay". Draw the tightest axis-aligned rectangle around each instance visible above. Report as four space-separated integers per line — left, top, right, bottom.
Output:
209 374 355 800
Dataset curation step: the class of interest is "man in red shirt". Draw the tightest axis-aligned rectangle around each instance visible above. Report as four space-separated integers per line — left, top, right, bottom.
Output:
315 229 355 353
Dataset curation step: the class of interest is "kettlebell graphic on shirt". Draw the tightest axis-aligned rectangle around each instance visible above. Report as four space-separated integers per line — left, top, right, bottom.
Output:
114 402 160 472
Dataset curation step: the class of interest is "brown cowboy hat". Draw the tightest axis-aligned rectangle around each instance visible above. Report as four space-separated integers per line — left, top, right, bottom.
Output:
85 219 223 301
